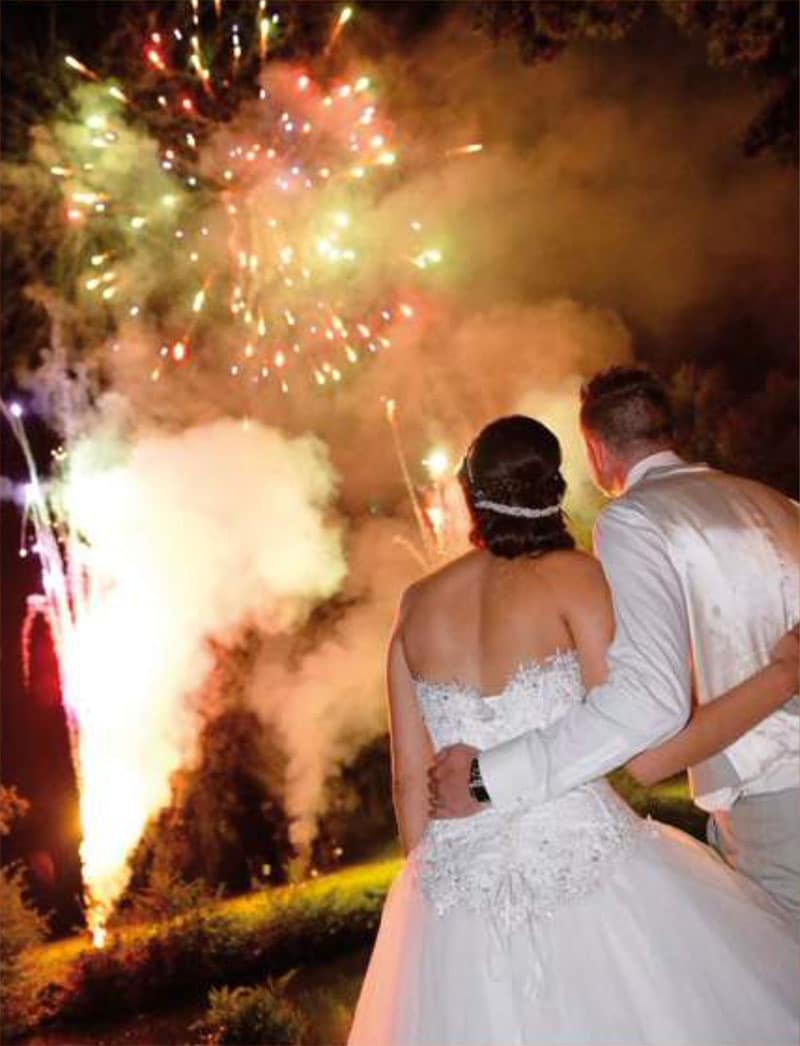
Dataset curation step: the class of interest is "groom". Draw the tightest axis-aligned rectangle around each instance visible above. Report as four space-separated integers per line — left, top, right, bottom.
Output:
433 365 800 916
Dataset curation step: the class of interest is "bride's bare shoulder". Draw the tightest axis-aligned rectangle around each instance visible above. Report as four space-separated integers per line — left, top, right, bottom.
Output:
538 548 610 600
399 550 485 616
540 547 603 573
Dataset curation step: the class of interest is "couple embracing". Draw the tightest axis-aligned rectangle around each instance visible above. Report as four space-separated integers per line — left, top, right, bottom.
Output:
349 366 799 1045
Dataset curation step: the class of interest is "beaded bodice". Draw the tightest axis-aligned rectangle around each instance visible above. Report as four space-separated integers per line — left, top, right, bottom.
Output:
415 651 583 751
411 651 647 934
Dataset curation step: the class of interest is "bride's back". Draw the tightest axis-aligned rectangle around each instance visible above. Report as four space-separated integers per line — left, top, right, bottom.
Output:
401 547 605 694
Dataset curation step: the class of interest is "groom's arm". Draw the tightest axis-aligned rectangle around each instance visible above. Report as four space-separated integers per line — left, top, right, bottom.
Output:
479 501 692 809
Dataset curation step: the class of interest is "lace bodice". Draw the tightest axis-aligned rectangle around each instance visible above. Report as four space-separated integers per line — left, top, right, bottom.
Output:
414 650 585 751
411 651 649 944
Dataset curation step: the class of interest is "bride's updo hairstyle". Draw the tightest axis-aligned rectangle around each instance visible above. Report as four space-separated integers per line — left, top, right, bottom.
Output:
459 415 575 560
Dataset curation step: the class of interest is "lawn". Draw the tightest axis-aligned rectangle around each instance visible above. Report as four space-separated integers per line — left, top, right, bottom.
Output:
16 775 702 1044
17 859 399 1042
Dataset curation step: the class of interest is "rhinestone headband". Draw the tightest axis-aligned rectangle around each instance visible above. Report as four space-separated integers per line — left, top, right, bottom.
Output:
472 499 562 519
463 453 562 519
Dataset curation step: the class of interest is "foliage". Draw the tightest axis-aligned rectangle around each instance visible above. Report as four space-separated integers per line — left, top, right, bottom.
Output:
0 788 51 1041
197 977 309 1046
609 769 708 841
663 1 798 160
23 858 398 1035
476 0 798 161
122 703 293 911
477 1 646 63
110 870 216 928
313 734 396 870
0 865 52 1039
15 769 704 1038
0 784 30 836
671 364 799 498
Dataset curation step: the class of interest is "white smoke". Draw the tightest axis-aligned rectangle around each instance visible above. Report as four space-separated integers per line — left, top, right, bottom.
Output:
4 4 795 890
56 401 345 916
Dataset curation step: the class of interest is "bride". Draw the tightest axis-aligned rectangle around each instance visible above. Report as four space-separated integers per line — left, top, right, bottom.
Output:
348 415 799 1046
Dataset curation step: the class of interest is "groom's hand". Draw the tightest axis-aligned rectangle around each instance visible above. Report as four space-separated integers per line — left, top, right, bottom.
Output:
429 744 481 819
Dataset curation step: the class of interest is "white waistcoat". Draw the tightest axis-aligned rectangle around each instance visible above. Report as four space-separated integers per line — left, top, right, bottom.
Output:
624 462 799 807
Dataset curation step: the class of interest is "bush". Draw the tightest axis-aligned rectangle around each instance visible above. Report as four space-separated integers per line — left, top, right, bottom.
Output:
313 735 396 870
197 979 309 1045
0 863 51 1039
111 870 216 928
123 707 292 904
48 860 396 1030
609 769 708 841
0 787 51 1040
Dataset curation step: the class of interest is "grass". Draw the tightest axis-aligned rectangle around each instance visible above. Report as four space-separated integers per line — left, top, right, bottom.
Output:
24 950 374 1045
610 769 708 840
17 776 703 1043
20 858 400 1041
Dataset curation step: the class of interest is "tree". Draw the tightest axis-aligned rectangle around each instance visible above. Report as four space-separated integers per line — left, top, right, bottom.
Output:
0 787 50 1039
671 363 799 497
122 706 293 916
312 734 396 870
0 784 30 836
664 1 798 160
476 1 798 161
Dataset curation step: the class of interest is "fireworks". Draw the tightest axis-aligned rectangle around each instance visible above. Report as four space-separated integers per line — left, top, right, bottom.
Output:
47 4 450 403
9 1 484 942
1 398 112 942
5 391 349 943
422 446 451 482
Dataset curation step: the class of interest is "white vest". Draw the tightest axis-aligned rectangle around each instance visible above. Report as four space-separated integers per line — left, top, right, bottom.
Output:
622 460 800 808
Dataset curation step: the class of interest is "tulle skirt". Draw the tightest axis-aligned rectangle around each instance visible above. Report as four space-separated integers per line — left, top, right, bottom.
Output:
348 822 799 1045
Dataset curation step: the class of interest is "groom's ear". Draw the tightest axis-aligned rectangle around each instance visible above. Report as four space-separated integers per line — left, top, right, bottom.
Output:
581 426 600 463
582 428 609 486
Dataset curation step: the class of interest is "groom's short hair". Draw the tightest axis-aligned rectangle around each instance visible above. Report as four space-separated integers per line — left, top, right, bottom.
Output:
580 365 674 454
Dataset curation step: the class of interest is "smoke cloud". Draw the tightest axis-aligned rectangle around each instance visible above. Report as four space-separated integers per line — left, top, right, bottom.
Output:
4 6 796 882
57 403 345 915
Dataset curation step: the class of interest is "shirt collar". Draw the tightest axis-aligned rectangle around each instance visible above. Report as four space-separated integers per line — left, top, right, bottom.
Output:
624 450 685 492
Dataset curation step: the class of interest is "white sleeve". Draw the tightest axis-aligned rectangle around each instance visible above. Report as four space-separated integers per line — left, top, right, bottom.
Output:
479 500 693 809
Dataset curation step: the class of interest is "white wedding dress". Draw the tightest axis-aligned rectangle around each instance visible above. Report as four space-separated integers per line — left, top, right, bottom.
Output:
348 651 799 1045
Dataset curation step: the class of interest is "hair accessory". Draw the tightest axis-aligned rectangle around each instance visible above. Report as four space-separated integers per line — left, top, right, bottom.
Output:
473 499 562 519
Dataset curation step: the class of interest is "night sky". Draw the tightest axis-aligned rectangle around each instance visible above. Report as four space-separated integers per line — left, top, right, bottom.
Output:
2 0 797 934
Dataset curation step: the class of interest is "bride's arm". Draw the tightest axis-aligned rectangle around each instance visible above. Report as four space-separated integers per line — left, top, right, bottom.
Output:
558 552 615 691
626 630 799 787
387 605 435 855
561 556 799 789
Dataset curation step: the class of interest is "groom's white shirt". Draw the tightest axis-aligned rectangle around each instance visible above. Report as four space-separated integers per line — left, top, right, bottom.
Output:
479 451 800 812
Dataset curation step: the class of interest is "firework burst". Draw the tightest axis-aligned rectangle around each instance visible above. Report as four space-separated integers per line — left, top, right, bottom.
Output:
7 2 484 941
46 4 450 402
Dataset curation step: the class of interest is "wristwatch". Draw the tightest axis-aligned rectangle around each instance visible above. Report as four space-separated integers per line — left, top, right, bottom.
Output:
468 756 491 805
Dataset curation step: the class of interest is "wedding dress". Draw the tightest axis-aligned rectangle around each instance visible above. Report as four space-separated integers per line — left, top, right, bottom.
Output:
348 651 799 1045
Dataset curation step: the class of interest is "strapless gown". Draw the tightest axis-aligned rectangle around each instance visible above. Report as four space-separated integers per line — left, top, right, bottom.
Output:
348 652 799 1045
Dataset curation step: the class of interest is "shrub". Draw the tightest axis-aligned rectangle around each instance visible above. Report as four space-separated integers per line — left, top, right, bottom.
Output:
0 787 51 1040
111 870 215 927
197 979 309 1045
123 707 292 904
46 860 398 1031
0 863 51 1039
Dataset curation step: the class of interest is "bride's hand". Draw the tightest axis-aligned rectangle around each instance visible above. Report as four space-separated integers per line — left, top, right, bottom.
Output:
771 625 799 693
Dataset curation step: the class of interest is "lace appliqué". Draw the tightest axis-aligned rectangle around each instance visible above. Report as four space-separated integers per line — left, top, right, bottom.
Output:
414 783 648 927
414 652 584 753
412 652 656 935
